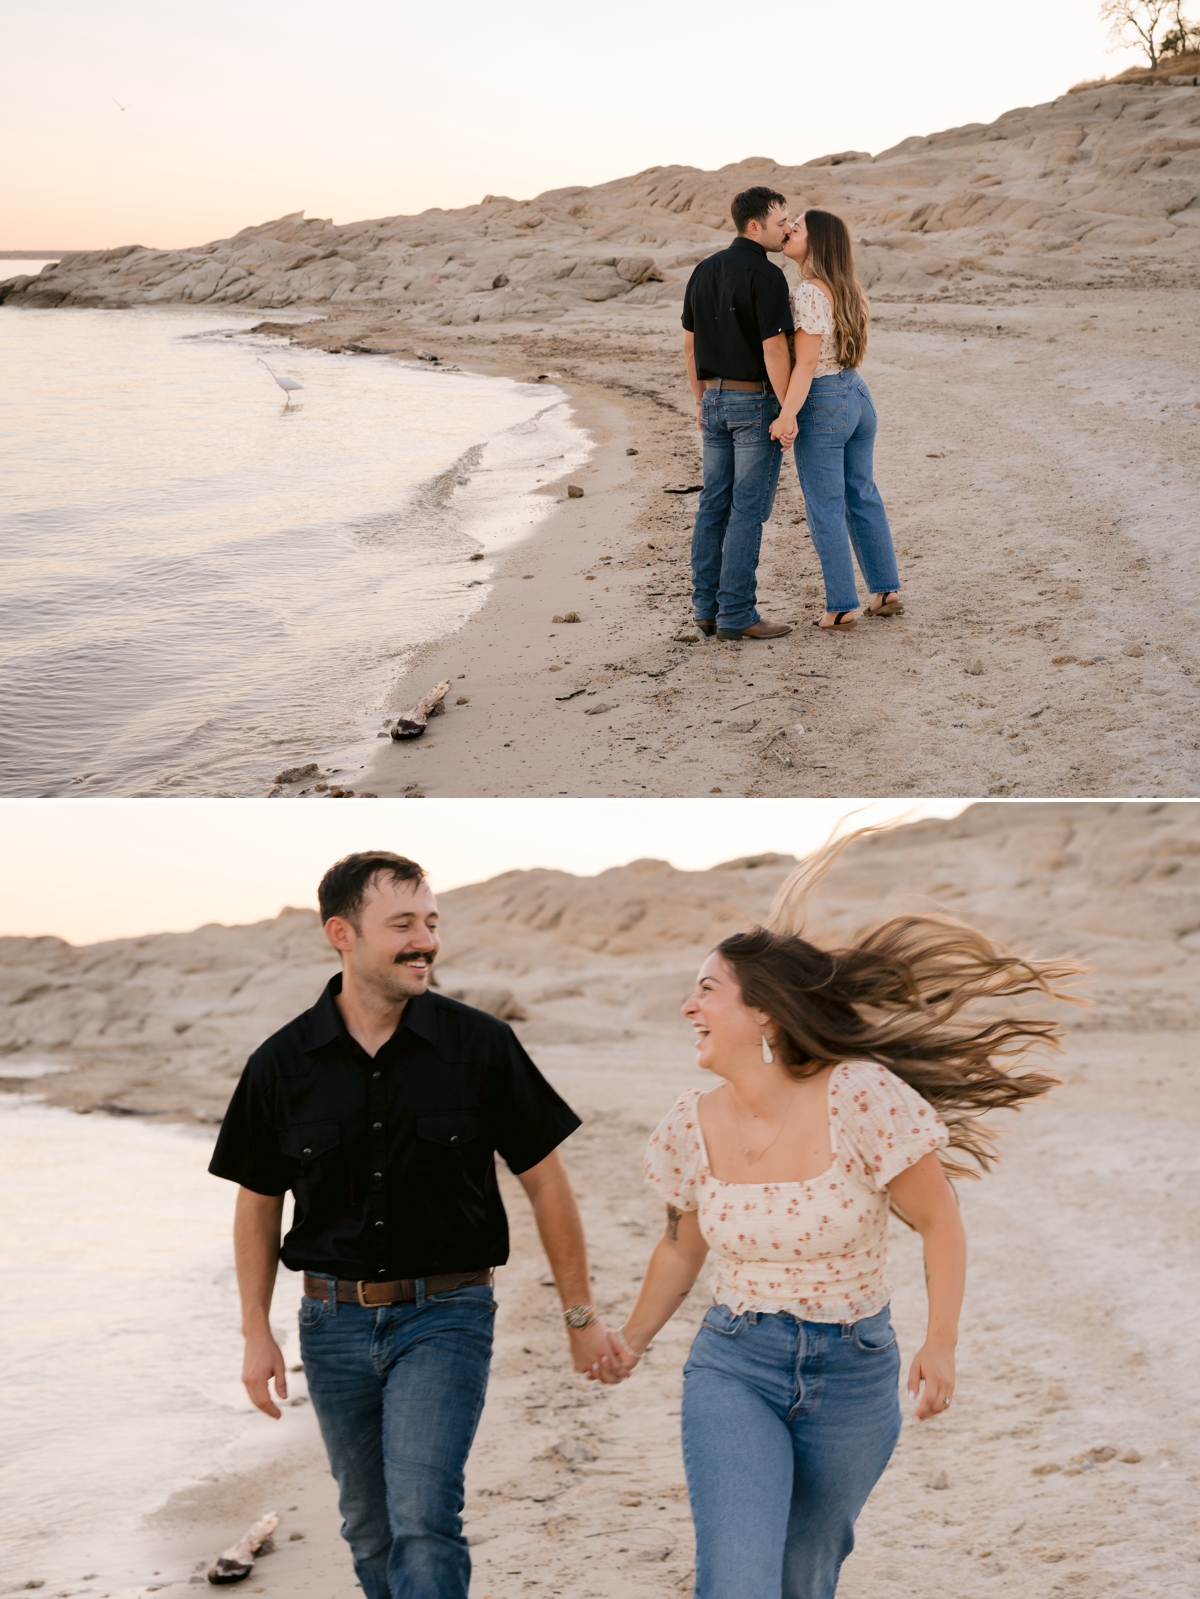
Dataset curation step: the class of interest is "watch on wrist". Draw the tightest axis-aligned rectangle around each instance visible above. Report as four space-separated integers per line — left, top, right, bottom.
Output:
562 1304 598 1330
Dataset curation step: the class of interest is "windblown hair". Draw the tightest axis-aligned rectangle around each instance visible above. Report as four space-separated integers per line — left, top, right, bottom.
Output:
731 185 787 234
803 208 869 370
712 823 1087 1182
318 850 425 929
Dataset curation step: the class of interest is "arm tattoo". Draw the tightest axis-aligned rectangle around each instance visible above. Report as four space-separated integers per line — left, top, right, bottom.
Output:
666 1204 682 1241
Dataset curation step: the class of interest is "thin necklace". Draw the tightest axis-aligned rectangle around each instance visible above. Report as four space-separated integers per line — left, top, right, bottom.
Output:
729 1084 798 1164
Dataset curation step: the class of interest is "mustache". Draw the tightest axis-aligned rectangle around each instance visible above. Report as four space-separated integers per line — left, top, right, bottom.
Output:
394 951 435 966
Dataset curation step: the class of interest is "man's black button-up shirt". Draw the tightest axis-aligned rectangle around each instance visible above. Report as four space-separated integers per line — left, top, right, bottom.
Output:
209 976 581 1280
682 236 794 382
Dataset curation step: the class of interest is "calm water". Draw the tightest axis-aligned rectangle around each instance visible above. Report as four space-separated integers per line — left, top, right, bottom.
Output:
0 1098 303 1594
0 304 589 796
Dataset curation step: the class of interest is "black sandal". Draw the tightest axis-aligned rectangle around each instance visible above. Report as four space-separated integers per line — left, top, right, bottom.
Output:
813 611 858 631
866 593 904 617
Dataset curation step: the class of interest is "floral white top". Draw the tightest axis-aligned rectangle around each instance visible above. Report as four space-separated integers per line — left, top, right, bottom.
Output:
645 1062 948 1323
791 279 842 377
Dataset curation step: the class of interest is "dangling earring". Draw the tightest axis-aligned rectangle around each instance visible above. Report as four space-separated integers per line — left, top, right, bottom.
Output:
761 1030 773 1064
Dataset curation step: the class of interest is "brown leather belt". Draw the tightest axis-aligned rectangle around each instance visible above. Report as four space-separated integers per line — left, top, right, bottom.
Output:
704 378 768 392
303 1269 493 1307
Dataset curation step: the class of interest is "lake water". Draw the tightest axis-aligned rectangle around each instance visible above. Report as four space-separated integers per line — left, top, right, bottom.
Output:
0 1097 303 1595
0 302 589 797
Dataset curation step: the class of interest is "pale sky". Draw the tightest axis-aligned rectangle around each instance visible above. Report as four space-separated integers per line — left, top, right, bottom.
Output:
0 799 970 945
4 1 1144 251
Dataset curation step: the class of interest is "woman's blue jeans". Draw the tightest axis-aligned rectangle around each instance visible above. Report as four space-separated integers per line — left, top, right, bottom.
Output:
681 1302 903 1599
691 385 784 631
298 1280 496 1599
793 370 900 613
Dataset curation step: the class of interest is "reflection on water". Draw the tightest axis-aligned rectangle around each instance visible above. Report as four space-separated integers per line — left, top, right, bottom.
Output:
0 305 589 796
0 1098 301 1592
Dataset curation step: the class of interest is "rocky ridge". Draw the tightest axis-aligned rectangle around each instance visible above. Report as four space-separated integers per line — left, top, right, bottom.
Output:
2 802 1197 1119
3 84 1199 324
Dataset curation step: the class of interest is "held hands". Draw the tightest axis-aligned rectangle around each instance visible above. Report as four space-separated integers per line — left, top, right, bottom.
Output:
242 1329 288 1418
907 1340 956 1421
568 1319 631 1384
769 413 798 448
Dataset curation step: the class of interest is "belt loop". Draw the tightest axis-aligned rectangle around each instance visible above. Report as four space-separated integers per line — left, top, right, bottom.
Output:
328 1277 338 1317
415 1276 427 1309
716 377 723 393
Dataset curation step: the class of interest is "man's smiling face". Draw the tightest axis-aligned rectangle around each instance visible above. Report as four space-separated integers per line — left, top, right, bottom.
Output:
327 873 441 1005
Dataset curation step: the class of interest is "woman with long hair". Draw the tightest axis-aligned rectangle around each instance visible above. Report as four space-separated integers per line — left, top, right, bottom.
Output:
607 838 1082 1599
770 209 903 631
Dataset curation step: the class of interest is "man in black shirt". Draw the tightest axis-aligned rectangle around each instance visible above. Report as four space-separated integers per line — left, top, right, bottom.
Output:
682 185 796 642
210 851 619 1599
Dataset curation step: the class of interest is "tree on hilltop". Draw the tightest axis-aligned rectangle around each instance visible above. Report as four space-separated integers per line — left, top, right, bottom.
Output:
1160 0 1199 54
1100 0 1172 67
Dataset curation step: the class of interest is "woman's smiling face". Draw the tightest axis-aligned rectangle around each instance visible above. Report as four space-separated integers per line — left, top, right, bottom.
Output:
681 952 766 1073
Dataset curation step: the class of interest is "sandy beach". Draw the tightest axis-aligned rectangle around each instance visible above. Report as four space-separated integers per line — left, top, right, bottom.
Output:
3 801 1198 1597
6 81 1199 799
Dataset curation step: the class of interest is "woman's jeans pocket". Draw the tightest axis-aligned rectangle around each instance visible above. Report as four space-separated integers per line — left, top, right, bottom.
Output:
805 396 848 432
851 1305 897 1351
701 1304 747 1338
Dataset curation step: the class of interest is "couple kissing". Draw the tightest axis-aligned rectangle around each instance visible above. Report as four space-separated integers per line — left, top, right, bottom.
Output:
684 185 903 640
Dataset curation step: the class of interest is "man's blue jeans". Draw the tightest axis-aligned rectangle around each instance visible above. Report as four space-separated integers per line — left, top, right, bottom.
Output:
681 1302 903 1599
793 370 900 614
298 1280 496 1599
691 385 784 631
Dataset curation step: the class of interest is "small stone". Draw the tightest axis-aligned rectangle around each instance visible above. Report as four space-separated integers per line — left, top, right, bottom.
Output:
275 762 319 784
405 791 425 799
492 273 509 289
314 781 328 791
626 447 639 455
965 658 984 675
1051 654 1077 665
620 1494 643 1506
710 787 723 793
584 702 616 715
930 1469 951 1490
358 792 378 798
1122 643 1143 657
566 485 585 499
1074 1444 1117 1465
675 630 700 643
1031 1462 1062 1475
456 695 470 704
1118 1448 1142 1463
926 451 944 458
1078 657 1096 666
376 730 390 738
1065 585 1083 598
289 1532 305 1541
469 552 485 561
552 612 582 623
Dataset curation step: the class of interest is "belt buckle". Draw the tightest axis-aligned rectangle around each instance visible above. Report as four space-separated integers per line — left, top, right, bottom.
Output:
355 1280 376 1307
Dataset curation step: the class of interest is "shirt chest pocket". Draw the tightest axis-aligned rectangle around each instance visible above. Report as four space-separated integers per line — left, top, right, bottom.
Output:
416 1112 482 1153
280 1120 341 1175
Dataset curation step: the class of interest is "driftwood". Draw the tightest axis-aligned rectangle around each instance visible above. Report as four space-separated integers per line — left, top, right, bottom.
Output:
390 681 450 740
207 1511 279 1585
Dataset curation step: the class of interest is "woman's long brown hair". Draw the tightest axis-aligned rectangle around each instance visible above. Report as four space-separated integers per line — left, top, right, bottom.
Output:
713 823 1087 1182
803 208 869 370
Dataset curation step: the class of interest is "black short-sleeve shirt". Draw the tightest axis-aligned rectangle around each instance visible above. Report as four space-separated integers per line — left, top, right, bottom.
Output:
208 976 580 1280
682 236 794 382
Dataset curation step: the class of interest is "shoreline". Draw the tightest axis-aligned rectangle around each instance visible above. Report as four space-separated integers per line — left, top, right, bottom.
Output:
260 286 1200 800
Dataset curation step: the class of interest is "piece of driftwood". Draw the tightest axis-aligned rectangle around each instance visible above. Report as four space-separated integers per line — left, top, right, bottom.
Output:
207 1512 279 1585
390 682 451 740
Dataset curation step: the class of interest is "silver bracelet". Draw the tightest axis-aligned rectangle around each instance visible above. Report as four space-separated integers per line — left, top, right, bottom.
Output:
562 1304 598 1330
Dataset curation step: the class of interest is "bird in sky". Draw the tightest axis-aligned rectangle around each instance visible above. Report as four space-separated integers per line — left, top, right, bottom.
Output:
257 357 304 406
112 99 133 111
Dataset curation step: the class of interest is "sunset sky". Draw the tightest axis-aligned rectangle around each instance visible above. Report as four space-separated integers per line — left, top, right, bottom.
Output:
4 0 1140 252
0 799 970 944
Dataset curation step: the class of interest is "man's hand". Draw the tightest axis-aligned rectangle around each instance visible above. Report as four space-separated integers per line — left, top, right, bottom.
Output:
242 1329 288 1418
570 1319 628 1384
770 413 798 447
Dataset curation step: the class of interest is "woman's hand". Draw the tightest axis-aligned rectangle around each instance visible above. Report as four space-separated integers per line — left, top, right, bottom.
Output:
907 1339 956 1420
770 413 798 447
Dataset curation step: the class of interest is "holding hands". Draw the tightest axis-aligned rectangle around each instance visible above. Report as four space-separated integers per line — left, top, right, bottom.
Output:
769 412 799 449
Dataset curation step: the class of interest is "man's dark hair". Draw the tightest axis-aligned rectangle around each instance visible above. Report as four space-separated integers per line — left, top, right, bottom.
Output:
318 851 426 928
730 186 787 234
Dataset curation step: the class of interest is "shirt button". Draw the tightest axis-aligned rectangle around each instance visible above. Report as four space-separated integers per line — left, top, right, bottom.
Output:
373 1071 381 1079
373 1122 383 1131
375 1220 384 1228
302 1148 312 1157
450 1135 459 1145
374 1171 382 1180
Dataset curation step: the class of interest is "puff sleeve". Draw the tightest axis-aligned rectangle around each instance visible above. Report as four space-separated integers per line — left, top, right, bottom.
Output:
831 1062 948 1190
791 281 834 337
644 1089 704 1211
